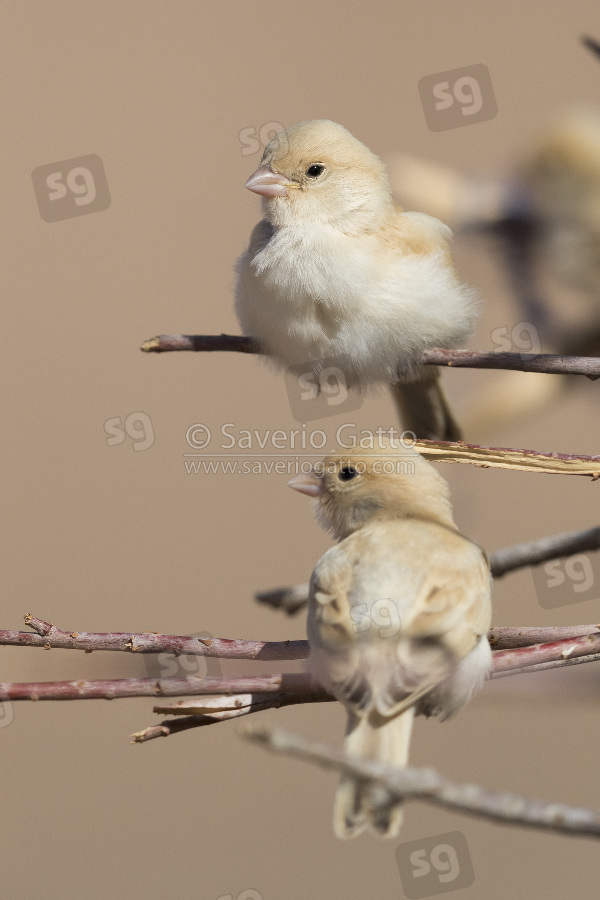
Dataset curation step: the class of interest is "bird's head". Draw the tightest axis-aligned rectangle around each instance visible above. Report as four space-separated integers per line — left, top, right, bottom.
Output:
244 120 393 232
288 440 456 541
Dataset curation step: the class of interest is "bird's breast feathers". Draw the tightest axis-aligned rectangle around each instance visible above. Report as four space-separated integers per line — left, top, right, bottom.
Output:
236 215 476 379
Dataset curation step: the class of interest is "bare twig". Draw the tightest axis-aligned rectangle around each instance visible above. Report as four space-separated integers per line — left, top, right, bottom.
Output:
491 652 600 679
244 724 600 838
140 333 600 378
4 634 600 706
141 334 257 353
488 624 600 650
490 633 600 674
131 718 210 743
490 525 600 577
256 584 310 616
131 687 333 743
0 614 306 660
3 617 600 658
583 34 600 60
0 672 316 702
256 524 600 615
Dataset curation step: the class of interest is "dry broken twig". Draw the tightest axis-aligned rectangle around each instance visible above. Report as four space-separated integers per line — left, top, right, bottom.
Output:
414 441 600 477
243 724 600 838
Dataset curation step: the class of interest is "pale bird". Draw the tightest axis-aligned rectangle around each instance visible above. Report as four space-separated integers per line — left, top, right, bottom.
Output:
236 120 478 440
289 440 492 838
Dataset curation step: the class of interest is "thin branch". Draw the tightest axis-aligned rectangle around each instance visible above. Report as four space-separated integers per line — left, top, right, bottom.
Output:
243 724 600 838
256 524 600 615
488 625 600 650
134 643 600 741
490 525 600 577
490 633 600 674
0 672 316 702
3 617 600 658
583 34 600 60
131 688 333 743
141 333 257 354
491 652 600 679
140 333 600 378
4 634 600 705
0 614 306 660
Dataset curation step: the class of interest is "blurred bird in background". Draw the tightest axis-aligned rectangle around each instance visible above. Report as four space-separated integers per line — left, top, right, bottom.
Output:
289 441 492 838
387 100 600 436
236 120 479 440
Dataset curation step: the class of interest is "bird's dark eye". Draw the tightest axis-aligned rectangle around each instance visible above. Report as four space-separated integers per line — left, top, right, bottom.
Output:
306 163 325 178
338 465 359 482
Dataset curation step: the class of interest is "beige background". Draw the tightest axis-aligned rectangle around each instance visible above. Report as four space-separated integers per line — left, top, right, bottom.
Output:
2 2 600 898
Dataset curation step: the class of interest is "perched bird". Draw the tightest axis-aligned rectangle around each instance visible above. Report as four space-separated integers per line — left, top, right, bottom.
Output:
236 120 478 440
387 107 600 437
289 440 492 838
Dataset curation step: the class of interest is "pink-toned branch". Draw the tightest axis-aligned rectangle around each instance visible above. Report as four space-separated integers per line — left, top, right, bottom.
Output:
3 633 600 706
0 672 315 702
2 615 599 658
0 614 306 660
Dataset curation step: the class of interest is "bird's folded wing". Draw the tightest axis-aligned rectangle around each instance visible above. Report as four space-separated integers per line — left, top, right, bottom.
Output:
310 542 491 720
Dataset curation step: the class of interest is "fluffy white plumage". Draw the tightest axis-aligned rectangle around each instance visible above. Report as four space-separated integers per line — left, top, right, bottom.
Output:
236 120 477 436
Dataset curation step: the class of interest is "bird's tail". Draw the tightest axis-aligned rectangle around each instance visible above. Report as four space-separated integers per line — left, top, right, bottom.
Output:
333 707 415 839
391 367 462 441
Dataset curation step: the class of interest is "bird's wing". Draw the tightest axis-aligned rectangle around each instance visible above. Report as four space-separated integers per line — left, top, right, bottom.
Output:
245 218 274 256
308 525 491 720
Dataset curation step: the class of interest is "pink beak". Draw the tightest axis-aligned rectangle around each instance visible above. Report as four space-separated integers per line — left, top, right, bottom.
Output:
245 165 295 198
288 471 323 498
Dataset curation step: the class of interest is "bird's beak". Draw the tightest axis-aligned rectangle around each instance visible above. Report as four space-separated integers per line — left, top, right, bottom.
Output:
245 165 295 198
288 470 323 498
